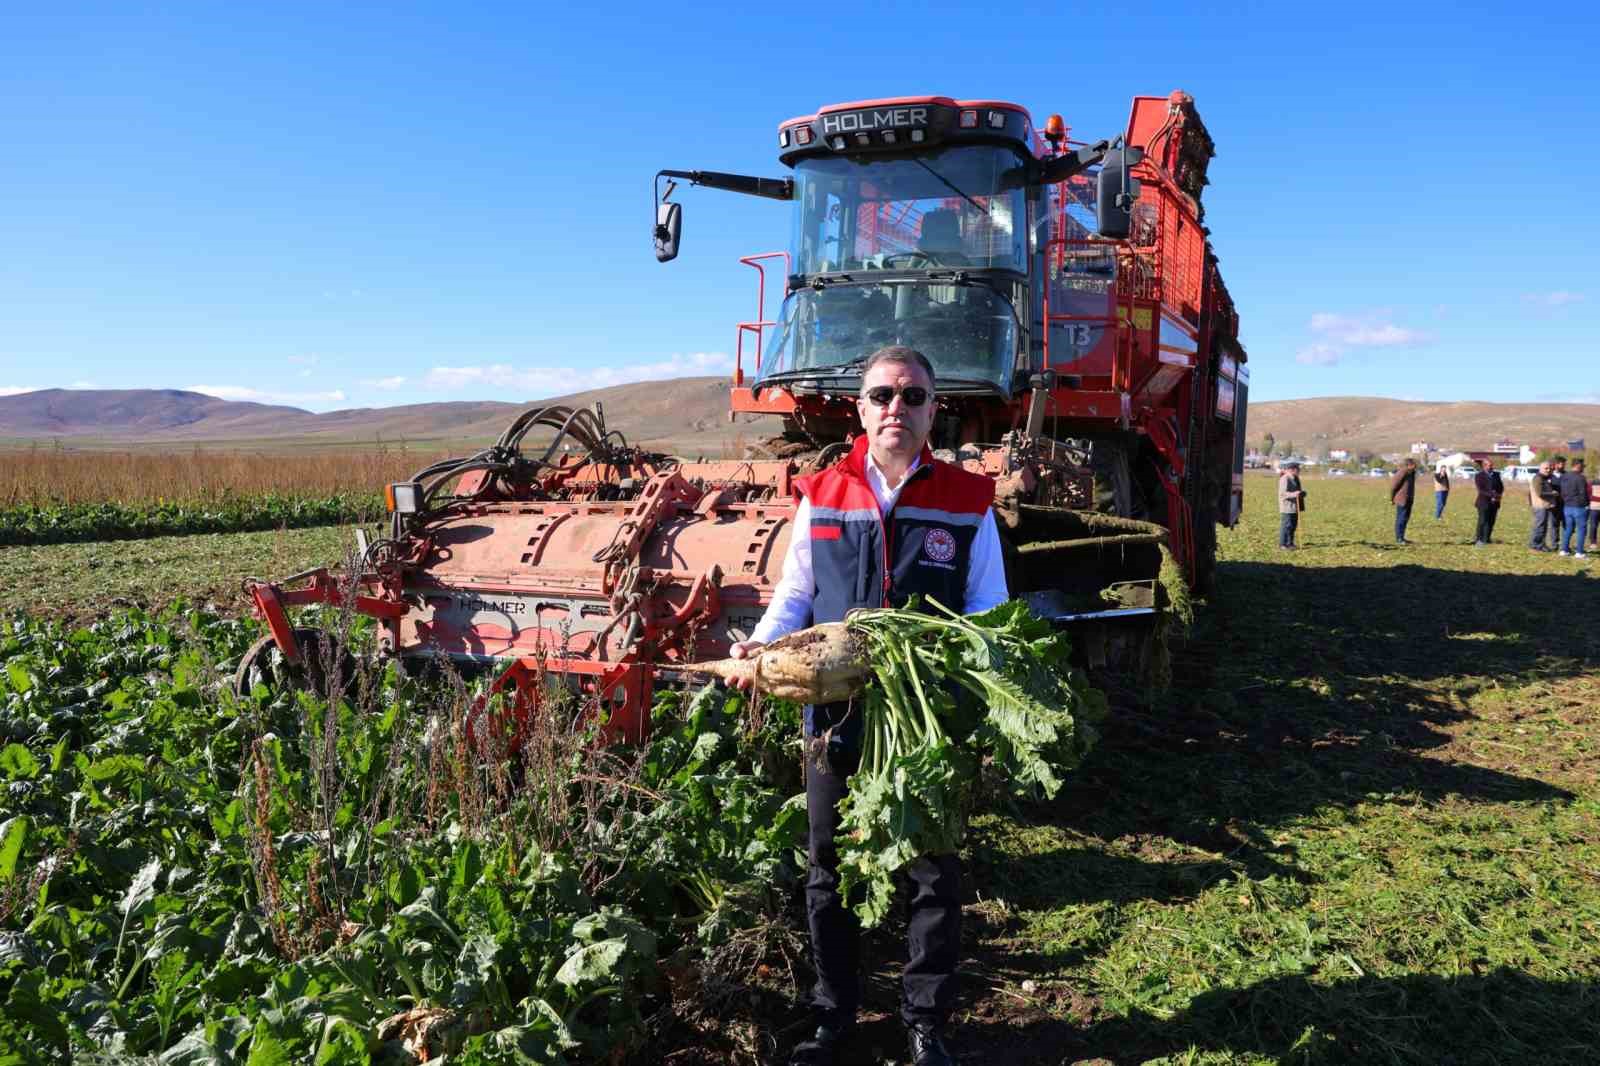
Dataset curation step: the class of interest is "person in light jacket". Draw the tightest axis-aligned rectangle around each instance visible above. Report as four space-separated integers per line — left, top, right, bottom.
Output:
1588 470 1600 551
1390 459 1418 545
1278 462 1305 549
1433 465 1450 519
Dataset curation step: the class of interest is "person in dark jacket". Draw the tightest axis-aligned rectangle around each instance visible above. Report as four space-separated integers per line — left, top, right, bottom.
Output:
1529 461 1561 551
1390 459 1418 544
1559 458 1589 557
1278 462 1305 548
1472 459 1503 545
730 346 1006 1066
1551 456 1569 548
1433 465 1451 519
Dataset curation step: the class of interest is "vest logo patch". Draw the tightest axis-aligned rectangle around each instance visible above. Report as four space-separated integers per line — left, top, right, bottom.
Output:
923 528 957 563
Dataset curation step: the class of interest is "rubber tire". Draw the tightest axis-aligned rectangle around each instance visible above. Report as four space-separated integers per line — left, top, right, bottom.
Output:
234 627 356 700
1090 437 1146 519
1193 497 1219 596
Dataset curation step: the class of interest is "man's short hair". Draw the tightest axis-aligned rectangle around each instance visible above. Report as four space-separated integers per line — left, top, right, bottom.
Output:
860 345 936 391
1574 458 1586 470
1554 455 1567 464
1284 462 1300 470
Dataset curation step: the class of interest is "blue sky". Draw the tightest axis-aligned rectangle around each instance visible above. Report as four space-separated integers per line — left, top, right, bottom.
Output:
3 2 1596 411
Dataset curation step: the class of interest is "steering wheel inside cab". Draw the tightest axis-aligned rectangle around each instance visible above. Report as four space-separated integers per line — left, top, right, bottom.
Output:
879 250 939 269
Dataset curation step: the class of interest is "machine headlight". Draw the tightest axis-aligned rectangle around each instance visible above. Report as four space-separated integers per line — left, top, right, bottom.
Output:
386 481 423 514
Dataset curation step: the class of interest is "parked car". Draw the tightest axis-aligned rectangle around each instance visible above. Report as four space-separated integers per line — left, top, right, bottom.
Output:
1503 464 1538 481
1367 468 1388 478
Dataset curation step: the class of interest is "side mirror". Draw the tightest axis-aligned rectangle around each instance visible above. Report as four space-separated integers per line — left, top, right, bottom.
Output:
654 201 682 263
1094 149 1142 239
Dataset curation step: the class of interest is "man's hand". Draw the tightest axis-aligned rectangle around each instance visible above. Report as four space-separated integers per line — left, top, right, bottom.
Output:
726 640 766 692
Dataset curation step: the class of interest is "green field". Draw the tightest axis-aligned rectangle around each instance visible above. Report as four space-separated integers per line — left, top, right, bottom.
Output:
1 475 1596 1063
0 525 356 621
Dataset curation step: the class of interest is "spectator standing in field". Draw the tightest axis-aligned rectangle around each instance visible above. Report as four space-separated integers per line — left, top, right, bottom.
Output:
1432 465 1450 519
1390 458 1418 545
1473 458 1502 546
1529 461 1560 551
1278 461 1304 549
1589 471 1600 551
1551 456 1569 548
1559 458 1589 558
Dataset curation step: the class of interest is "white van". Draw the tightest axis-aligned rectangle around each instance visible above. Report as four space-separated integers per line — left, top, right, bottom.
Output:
1503 465 1538 481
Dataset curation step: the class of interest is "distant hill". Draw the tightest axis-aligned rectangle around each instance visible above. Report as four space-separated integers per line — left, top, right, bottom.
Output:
0 389 308 437
1247 397 1599 455
0 379 784 455
5 386 1596 458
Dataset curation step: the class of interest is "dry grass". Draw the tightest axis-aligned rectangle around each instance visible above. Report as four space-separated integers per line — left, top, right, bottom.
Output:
0 444 449 506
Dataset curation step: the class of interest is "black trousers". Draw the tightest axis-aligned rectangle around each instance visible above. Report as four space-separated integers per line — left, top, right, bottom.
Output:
1475 504 1498 543
804 701 961 1026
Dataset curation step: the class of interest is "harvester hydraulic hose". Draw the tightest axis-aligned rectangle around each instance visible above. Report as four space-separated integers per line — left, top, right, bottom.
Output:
400 405 636 517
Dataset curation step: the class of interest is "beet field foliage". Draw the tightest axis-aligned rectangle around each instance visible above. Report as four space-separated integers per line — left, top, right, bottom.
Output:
0 605 814 1064
0 494 385 547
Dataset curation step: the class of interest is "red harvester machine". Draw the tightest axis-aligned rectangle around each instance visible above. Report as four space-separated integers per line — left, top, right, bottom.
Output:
241 90 1247 737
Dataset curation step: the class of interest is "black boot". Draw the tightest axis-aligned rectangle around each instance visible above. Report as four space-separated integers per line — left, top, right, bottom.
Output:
906 1020 955 1066
789 1016 853 1066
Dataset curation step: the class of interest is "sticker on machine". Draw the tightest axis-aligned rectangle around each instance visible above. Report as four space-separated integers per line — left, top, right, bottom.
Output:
922 528 957 563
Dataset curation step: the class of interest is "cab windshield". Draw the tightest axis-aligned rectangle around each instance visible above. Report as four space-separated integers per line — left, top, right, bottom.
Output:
790 146 1028 276
756 281 1019 390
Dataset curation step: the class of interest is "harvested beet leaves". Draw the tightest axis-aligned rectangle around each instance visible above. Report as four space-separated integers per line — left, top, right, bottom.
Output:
693 597 1105 926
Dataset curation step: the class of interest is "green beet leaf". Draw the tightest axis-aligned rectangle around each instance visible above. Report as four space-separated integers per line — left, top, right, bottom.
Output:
0 817 28 881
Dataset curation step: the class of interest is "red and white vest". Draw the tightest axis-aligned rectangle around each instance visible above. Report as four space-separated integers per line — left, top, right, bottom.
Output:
794 435 995 626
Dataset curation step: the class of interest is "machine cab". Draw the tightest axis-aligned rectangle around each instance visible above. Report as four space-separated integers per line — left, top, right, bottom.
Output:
757 99 1039 399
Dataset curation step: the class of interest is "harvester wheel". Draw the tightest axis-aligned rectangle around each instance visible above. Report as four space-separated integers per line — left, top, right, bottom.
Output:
234 627 357 700
1090 437 1146 519
1193 498 1219 596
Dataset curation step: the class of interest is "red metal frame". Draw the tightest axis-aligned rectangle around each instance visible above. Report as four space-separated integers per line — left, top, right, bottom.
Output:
470 655 653 750
246 569 406 665
733 251 789 384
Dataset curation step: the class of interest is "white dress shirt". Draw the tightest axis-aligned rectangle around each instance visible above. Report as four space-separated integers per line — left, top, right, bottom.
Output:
749 452 1009 644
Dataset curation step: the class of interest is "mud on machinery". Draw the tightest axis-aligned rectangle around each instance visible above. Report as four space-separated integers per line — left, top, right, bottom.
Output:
240 90 1248 737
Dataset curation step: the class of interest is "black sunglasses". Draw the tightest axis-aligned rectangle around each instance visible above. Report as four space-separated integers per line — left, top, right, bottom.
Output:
863 385 931 408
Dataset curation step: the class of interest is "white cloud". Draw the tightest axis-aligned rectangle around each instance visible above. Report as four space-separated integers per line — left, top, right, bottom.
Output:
1534 392 1600 405
361 376 409 391
69 380 97 388
1307 312 1431 347
186 384 347 406
1522 291 1585 307
1294 343 1343 366
1295 311 1432 369
286 354 320 365
0 386 38 397
423 352 733 396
